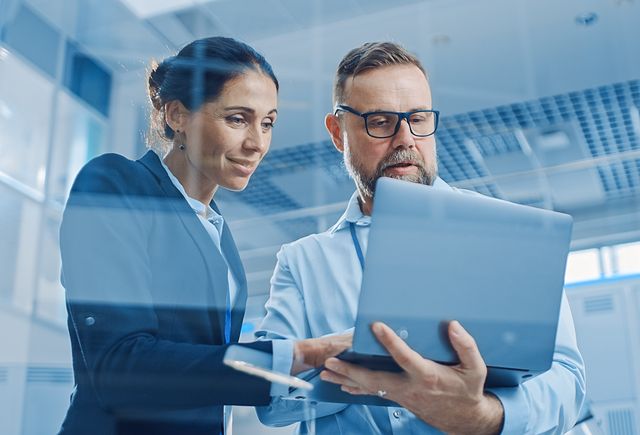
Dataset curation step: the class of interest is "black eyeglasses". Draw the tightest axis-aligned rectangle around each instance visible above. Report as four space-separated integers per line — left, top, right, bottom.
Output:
334 104 440 139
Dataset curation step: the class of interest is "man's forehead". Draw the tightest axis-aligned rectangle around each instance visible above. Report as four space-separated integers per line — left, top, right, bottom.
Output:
343 64 431 108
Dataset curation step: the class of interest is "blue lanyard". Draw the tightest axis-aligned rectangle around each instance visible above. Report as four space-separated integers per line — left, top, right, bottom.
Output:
224 298 231 344
349 222 365 271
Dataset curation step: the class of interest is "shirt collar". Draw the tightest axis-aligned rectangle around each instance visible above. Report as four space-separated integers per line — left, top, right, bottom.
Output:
329 176 452 234
159 159 222 223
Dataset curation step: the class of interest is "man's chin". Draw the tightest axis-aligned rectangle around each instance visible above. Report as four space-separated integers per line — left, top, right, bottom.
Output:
385 173 429 185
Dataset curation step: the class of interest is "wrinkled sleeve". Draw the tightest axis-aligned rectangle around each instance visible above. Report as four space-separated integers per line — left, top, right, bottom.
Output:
255 246 349 427
488 293 586 434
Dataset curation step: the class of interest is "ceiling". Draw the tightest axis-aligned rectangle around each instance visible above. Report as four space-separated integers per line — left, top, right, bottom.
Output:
13 0 640 310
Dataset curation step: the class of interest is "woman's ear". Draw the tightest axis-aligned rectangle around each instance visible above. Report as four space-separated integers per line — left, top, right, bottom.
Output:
165 100 190 134
325 113 345 153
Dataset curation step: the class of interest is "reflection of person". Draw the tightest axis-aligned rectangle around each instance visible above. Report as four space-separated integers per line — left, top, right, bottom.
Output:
58 36 349 435
256 42 585 434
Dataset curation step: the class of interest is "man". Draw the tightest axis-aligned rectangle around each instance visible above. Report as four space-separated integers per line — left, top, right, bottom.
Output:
256 42 585 434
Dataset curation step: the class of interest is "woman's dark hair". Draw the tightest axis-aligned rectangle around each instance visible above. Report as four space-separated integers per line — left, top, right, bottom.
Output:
147 36 279 154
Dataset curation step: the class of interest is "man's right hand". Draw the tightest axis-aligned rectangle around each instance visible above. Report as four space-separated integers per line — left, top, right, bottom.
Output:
291 333 352 375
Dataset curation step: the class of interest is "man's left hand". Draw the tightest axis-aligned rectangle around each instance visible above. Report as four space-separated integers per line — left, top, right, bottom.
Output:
320 321 504 435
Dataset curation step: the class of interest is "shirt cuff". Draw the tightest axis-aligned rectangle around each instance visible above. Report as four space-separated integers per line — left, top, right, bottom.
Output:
269 339 294 397
487 386 529 435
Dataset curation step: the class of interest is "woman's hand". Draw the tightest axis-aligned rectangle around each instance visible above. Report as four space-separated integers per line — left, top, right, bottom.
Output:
291 333 353 375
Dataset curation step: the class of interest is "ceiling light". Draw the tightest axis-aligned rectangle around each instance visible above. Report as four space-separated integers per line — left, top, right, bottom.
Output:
537 130 571 151
575 12 598 26
0 100 13 119
630 106 640 135
431 35 451 46
119 0 209 19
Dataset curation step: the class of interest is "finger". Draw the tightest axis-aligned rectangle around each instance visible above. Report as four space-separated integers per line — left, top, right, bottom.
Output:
325 358 402 394
371 322 439 373
448 320 486 372
341 385 368 396
320 369 360 389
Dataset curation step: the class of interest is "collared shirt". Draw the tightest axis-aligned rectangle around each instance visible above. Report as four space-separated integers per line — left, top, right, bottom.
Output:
160 160 238 306
256 178 586 434
160 161 293 433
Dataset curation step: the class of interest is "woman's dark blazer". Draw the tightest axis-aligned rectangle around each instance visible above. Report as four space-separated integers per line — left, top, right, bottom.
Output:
58 150 272 435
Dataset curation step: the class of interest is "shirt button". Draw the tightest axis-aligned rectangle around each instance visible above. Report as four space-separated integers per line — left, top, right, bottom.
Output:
85 316 95 326
393 410 402 419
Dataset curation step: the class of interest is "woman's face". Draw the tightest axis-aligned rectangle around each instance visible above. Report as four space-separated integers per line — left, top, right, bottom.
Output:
181 69 278 191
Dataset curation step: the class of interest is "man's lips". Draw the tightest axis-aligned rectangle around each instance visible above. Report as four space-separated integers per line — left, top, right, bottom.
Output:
382 160 424 176
383 160 422 169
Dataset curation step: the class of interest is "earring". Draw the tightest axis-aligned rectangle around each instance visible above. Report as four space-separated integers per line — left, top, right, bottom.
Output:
175 129 185 150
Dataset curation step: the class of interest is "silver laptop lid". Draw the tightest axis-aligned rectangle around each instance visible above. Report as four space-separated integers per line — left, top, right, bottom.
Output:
353 177 572 372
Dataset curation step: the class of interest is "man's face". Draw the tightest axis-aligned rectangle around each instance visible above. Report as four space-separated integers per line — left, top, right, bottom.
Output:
329 64 438 199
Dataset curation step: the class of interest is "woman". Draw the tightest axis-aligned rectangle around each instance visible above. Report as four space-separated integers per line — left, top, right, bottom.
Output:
58 36 347 435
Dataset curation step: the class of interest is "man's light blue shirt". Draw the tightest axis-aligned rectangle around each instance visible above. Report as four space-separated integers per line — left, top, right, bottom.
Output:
256 178 586 434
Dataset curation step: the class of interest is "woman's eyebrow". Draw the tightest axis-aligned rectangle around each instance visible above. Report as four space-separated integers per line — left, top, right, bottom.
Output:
223 106 278 115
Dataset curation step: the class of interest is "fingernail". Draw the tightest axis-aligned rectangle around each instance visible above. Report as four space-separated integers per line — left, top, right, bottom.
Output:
450 320 463 337
372 322 384 336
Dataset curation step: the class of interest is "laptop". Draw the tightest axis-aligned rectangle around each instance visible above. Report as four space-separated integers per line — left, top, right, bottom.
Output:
286 177 572 405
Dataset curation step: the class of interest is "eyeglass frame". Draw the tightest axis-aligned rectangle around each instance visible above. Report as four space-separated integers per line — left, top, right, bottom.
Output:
333 104 440 139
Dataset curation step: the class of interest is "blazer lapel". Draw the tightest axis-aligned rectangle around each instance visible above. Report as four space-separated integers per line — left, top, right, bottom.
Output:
138 151 228 342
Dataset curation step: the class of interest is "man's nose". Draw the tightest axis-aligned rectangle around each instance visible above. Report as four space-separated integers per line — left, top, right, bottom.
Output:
391 117 416 148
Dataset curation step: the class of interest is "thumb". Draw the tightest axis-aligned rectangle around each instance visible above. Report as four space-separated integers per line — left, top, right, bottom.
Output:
448 320 486 373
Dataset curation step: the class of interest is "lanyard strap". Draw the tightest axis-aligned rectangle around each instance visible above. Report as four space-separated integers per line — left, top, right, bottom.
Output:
224 300 231 344
349 222 365 271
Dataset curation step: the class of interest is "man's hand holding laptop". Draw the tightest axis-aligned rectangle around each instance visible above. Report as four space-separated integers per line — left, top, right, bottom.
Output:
320 320 504 435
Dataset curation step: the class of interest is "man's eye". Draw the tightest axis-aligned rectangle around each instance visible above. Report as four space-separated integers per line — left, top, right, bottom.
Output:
369 117 391 126
410 115 426 124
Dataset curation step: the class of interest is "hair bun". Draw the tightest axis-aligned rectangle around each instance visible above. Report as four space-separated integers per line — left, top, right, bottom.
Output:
147 58 173 111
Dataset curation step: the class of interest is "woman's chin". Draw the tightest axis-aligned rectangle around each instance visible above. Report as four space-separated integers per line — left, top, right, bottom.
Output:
221 177 251 192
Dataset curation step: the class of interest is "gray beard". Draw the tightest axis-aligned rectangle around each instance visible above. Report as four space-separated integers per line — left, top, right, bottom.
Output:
344 147 437 199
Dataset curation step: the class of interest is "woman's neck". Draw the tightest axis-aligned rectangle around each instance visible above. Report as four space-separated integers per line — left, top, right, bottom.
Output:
163 149 218 205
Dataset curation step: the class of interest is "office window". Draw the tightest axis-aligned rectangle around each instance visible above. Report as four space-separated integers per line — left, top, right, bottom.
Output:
1 4 61 78
0 47 53 193
0 184 41 310
34 212 65 324
63 42 112 116
614 241 640 276
48 91 106 205
565 248 601 284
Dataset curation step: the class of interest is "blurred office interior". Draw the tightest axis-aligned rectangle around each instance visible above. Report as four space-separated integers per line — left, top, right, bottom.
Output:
0 0 639 433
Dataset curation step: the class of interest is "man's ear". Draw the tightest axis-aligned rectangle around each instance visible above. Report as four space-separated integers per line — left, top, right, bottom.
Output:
165 100 190 133
325 113 345 153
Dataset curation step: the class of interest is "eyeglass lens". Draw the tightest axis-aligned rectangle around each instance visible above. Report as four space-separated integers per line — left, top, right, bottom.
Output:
366 111 436 138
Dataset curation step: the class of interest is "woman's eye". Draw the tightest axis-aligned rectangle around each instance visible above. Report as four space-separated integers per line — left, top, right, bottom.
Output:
227 115 247 126
261 121 275 130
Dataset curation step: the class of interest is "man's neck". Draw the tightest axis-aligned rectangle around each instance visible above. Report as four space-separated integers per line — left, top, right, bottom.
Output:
357 192 374 216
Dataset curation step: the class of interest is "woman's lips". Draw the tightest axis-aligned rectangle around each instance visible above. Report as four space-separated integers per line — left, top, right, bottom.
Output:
228 158 258 176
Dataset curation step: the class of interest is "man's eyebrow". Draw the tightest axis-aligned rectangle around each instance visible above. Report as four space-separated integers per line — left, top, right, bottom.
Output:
365 107 431 113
